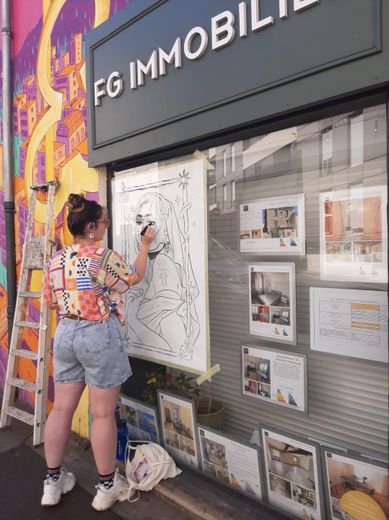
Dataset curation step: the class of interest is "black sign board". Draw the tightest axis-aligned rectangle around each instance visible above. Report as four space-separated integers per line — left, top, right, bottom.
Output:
86 0 384 166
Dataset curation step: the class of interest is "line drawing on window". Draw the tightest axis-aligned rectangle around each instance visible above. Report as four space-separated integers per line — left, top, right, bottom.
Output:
112 159 208 373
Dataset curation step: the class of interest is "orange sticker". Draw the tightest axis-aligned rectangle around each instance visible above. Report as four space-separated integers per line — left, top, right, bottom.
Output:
340 490 386 520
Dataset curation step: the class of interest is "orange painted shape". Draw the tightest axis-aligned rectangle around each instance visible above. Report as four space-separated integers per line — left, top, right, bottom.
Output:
340 490 386 520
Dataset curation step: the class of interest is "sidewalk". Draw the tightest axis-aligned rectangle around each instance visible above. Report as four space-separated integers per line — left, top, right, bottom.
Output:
0 416 291 520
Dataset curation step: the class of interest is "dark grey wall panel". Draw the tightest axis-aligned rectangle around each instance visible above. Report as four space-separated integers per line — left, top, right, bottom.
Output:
86 0 387 166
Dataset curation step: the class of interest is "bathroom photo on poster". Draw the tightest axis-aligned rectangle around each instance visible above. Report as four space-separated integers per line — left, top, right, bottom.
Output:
249 263 296 345
112 157 209 373
320 186 387 283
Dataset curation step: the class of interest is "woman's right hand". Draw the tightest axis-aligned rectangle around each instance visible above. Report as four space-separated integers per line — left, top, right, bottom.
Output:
141 225 155 247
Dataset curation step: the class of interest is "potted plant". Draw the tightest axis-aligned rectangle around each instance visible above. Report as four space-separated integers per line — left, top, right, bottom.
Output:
142 368 224 429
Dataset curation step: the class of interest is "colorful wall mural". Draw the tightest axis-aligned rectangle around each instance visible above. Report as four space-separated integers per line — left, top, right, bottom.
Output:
0 0 132 436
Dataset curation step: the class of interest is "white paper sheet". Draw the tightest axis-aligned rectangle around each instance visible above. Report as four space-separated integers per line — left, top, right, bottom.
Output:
310 287 388 363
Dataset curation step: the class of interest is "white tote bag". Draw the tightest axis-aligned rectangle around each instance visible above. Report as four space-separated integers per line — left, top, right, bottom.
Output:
125 441 182 502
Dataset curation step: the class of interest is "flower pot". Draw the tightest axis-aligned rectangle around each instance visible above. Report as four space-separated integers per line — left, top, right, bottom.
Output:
196 398 224 429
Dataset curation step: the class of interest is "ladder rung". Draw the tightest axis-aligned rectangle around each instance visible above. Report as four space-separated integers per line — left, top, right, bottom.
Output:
7 377 37 393
31 180 58 191
15 320 40 329
12 349 38 361
4 406 34 426
19 291 41 299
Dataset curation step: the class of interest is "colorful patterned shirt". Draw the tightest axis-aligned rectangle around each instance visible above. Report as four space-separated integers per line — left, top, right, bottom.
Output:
43 244 140 322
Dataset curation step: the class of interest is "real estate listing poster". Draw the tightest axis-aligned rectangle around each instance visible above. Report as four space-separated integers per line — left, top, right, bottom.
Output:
198 427 263 501
118 395 160 443
261 427 324 520
323 448 389 520
242 345 307 412
157 390 199 468
240 194 305 254
320 187 387 283
111 157 209 374
249 263 296 345
310 287 388 363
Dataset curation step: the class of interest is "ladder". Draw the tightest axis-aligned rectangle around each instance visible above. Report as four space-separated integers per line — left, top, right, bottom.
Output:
0 181 58 446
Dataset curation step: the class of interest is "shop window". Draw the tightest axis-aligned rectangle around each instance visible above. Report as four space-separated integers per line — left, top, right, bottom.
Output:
111 102 387 487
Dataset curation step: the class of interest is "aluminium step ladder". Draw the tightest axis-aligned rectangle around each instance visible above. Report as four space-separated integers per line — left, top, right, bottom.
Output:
0 181 58 445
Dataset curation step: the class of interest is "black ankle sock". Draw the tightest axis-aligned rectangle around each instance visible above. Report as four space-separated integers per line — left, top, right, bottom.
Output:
46 466 61 482
99 471 115 490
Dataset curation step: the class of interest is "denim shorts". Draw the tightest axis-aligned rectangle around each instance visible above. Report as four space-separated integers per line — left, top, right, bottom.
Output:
53 316 132 388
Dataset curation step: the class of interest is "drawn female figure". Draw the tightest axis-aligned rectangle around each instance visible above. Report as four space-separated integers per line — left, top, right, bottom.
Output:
124 191 200 360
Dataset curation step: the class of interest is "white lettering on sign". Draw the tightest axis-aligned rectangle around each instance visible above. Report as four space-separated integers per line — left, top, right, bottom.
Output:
93 0 320 105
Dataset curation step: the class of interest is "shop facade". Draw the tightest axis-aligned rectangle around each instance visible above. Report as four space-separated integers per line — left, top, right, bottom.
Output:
0 1 388 518
85 1 389 517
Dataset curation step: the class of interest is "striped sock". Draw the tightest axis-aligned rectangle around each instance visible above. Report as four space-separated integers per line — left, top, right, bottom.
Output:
46 466 61 482
99 471 115 490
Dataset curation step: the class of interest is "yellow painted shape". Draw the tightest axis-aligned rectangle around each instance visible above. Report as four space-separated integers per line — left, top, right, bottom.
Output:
30 270 43 292
340 490 386 520
25 0 110 224
71 387 90 438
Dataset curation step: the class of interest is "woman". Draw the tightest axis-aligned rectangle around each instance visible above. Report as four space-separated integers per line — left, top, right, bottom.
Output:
41 193 154 511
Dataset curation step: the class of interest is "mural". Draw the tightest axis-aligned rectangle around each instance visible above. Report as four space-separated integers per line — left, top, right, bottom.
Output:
0 0 132 419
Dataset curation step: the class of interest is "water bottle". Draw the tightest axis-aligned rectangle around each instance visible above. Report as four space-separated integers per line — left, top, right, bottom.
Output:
116 419 128 461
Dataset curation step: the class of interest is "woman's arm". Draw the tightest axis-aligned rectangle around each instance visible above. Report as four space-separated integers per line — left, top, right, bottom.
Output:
132 226 155 278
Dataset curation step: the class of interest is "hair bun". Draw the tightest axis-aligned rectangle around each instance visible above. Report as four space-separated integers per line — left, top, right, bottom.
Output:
67 193 85 213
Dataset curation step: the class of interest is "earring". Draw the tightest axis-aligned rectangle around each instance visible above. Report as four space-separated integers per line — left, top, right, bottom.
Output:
89 232 95 240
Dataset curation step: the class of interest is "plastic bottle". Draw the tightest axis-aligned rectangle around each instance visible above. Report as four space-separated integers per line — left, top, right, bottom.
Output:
116 419 128 461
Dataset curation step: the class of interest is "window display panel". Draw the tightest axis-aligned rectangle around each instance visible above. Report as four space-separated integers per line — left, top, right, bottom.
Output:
203 103 388 459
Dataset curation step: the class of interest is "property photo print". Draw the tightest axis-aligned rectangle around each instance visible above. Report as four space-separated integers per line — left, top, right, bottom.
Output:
249 264 296 344
158 391 198 468
262 428 322 519
199 428 262 501
240 194 305 254
118 396 160 443
324 450 389 520
320 186 387 283
242 346 306 412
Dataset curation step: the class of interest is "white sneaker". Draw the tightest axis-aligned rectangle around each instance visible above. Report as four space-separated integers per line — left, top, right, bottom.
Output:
91 469 129 511
41 468 76 506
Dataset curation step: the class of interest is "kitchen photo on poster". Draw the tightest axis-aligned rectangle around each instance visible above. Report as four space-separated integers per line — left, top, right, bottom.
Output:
118 395 160 443
320 186 387 283
323 449 389 520
242 346 306 412
249 263 296 344
261 427 324 520
240 194 305 254
198 427 262 501
157 391 198 468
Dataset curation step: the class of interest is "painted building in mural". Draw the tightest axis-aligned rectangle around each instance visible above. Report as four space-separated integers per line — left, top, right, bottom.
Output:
0 0 132 427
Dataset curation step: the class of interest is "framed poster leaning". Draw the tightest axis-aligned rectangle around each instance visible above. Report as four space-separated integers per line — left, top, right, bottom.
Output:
249 263 296 345
118 395 160 443
198 426 263 502
157 390 199 468
322 447 389 520
260 425 325 520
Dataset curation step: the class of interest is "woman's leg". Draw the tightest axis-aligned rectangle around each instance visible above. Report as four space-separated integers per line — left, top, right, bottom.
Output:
44 381 86 468
89 385 121 475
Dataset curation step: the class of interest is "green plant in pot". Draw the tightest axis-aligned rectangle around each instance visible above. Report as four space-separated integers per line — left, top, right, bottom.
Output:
142 368 224 429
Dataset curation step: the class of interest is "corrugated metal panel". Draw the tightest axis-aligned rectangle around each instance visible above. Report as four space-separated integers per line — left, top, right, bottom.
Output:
205 105 388 463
